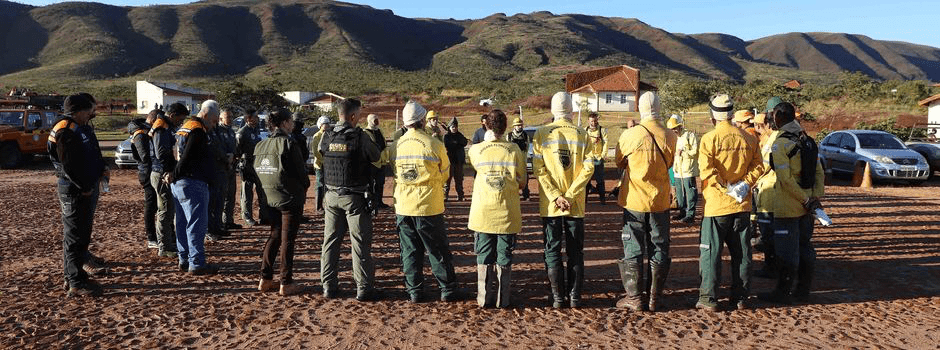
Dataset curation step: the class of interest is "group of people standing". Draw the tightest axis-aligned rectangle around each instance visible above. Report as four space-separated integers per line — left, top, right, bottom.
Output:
51 89 824 312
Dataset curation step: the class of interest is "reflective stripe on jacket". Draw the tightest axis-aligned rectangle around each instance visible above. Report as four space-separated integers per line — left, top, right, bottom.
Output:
390 128 450 216
532 119 594 218
467 140 526 234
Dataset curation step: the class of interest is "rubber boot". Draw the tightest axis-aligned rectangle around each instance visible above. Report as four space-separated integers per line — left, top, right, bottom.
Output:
567 264 584 308
648 262 670 312
546 266 566 308
760 265 794 305
495 265 512 308
792 260 814 302
476 264 497 308
615 259 644 311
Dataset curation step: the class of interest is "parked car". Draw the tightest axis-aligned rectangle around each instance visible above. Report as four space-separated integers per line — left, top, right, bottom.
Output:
114 136 137 169
0 106 61 168
818 130 929 184
905 142 940 179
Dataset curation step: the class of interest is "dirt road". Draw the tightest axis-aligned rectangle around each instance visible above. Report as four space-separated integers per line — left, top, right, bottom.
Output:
0 167 938 349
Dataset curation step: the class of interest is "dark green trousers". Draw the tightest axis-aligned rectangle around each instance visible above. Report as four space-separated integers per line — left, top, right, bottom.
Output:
621 210 671 264
397 214 457 297
698 212 752 304
475 232 516 266
674 177 697 220
542 217 584 268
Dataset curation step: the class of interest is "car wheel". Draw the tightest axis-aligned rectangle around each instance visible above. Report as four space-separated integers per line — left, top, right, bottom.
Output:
0 142 23 169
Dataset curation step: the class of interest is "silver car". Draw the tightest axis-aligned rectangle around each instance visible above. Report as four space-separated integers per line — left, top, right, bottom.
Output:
818 130 929 183
114 136 138 169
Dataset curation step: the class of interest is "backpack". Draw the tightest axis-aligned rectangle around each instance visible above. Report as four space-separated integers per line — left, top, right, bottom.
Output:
778 131 818 189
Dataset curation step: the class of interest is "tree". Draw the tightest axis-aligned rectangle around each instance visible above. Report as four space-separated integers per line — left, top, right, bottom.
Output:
216 81 288 113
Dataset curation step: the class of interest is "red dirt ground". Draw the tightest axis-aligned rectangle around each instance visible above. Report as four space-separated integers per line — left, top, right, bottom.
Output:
1 164 938 349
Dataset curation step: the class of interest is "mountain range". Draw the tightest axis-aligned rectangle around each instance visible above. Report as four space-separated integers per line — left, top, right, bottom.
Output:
1 0 938 95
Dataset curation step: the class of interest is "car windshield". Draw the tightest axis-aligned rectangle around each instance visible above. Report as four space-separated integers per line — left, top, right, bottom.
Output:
857 134 905 150
0 111 24 126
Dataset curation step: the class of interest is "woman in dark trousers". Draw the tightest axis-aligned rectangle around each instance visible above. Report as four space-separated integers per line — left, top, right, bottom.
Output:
254 109 310 296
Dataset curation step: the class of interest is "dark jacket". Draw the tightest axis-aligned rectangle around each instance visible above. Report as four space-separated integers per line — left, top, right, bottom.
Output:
254 130 310 208
210 123 237 174
150 115 177 174
444 131 468 165
174 117 215 184
236 124 262 177
291 124 310 161
363 127 387 152
507 128 530 155
47 116 105 192
127 118 152 185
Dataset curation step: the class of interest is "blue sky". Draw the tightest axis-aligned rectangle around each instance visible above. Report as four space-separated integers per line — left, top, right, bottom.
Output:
16 0 939 47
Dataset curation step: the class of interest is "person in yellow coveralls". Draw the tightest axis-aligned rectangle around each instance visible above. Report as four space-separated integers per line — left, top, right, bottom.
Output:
467 109 526 308
751 108 778 279
532 92 594 308
695 94 765 312
391 100 465 303
613 91 677 312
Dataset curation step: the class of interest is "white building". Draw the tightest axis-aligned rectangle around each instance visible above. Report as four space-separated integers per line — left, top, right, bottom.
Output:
918 92 940 136
305 92 344 112
280 91 317 105
564 65 657 113
136 81 214 115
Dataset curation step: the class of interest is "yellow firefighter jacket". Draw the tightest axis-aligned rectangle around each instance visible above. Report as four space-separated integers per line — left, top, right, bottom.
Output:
532 119 594 218
770 122 825 218
615 118 677 213
586 126 609 160
673 130 699 178
755 131 779 215
698 120 765 217
390 128 450 216
467 139 527 234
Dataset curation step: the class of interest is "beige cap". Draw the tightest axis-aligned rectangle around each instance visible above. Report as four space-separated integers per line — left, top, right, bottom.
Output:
710 94 734 120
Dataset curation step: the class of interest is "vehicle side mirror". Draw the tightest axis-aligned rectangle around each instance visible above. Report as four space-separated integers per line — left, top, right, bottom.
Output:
841 145 855 152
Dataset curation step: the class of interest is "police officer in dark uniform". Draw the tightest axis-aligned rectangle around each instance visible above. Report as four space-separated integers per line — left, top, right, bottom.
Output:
236 110 271 226
49 93 107 297
129 111 159 249
290 112 310 162
318 98 382 301
207 107 237 240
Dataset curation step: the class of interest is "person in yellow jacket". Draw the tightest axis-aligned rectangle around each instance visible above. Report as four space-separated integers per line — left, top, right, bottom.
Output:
390 100 463 303
467 110 526 308
585 112 609 204
309 116 331 214
532 91 594 308
760 100 825 304
425 110 445 142
694 94 765 312
613 91 677 312
751 99 781 279
667 114 698 224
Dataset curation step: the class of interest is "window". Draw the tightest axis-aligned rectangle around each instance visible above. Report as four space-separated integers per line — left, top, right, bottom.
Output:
620 94 627 104
140 100 147 109
857 133 904 150
823 133 842 146
605 94 612 104
839 134 857 150
0 111 24 126
43 112 58 128
27 113 42 130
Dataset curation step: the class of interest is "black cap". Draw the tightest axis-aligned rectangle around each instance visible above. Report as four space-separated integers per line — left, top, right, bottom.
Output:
63 94 93 114
167 102 189 117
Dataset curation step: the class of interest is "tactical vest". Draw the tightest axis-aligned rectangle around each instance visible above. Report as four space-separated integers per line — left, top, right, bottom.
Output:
321 126 369 187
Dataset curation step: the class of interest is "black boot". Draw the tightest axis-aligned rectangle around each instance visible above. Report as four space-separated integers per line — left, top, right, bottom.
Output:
648 261 670 312
760 265 794 305
546 266 566 308
615 259 644 311
567 264 584 308
792 260 814 302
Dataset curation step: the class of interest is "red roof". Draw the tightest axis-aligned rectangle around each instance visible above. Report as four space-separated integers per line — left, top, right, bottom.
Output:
565 65 656 93
783 80 802 89
919 93 940 107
